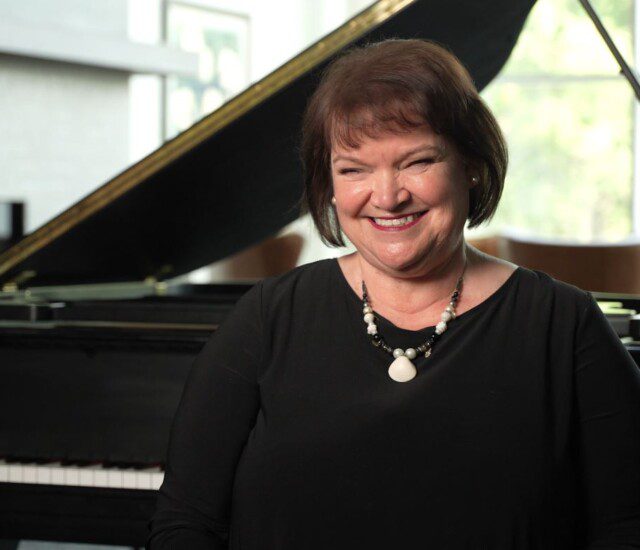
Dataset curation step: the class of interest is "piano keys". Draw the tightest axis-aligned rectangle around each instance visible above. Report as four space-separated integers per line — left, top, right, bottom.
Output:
0 283 249 545
0 461 164 491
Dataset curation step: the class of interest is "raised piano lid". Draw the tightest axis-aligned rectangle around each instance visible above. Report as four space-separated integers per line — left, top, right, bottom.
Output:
0 0 535 290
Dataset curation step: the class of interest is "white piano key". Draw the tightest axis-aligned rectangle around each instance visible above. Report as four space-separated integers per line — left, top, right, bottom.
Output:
1 461 165 490
64 466 80 486
134 466 164 490
150 471 164 490
94 465 109 487
135 469 153 490
22 463 38 484
8 463 22 483
122 469 137 489
36 464 51 484
51 463 65 485
79 466 95 487
107 468 123 488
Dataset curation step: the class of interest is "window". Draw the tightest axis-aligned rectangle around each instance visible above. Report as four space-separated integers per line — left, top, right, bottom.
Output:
477 0 635 242
164 1 250 139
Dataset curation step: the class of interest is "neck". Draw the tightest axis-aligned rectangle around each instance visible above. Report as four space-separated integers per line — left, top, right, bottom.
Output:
356 244 469 318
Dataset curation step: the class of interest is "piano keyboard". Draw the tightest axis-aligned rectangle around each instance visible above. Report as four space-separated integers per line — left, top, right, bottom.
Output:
0 459 164 490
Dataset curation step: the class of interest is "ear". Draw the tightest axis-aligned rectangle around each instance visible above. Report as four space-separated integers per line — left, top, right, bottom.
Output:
463 161 480 189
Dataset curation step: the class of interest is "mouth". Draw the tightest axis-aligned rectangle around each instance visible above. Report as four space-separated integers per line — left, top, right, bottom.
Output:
368 211 427 231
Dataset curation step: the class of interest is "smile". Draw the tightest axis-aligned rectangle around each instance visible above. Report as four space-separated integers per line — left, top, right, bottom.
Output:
368 211 427 231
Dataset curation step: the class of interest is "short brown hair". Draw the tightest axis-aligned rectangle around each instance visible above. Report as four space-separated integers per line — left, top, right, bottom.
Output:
300 39 508 246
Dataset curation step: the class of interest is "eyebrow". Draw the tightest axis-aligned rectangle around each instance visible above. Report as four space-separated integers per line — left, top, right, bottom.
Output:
331 144 444 165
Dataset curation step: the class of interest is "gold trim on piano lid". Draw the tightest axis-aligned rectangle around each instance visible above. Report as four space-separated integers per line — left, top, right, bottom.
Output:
0 0 416 279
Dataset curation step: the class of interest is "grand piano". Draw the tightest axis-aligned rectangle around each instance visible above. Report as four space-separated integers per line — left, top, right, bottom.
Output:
0 0 596 545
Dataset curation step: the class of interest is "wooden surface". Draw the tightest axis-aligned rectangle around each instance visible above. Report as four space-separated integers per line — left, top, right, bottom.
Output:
497 236 640 294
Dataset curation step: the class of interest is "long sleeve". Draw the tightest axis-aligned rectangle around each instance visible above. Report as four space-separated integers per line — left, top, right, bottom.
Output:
574 294 640 548
147 282 264 549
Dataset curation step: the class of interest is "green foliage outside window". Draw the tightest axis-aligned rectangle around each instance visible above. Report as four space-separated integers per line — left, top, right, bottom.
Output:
476 0 634 242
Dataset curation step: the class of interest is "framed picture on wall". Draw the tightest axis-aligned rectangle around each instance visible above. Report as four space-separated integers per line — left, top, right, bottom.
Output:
164 1 250 139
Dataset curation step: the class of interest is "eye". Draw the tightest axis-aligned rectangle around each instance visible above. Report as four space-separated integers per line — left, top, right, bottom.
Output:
407 157 435 168
338 168 361 175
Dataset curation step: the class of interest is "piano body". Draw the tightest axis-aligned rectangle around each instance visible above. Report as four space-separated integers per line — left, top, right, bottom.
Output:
0 0 542 545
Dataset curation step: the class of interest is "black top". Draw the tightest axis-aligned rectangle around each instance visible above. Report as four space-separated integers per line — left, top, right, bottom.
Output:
148 259 640 549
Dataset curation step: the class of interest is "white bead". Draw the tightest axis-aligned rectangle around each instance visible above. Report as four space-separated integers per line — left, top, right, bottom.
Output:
441 311 453 323
363 313 375 324
388 356 417 382
393 348 404 358
367 324 378 335
445 304 454 313
435 321 447 334
405 348 417 359
363 306 373 314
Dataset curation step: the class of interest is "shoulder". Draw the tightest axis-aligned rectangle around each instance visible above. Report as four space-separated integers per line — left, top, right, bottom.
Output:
466 248 592 320
467 245 593 333
215 260 338 368
259 258 338 310
223 260 335 321
510 266 594 324
516 266 590 300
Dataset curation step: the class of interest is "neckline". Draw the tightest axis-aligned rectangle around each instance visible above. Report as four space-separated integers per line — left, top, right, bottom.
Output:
332 257 522 334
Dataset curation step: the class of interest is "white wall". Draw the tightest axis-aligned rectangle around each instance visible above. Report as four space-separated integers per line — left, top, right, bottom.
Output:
0 0 372 277
0 0 129 39
0 0 130 231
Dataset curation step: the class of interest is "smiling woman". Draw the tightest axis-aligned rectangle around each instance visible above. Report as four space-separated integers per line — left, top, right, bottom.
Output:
331 127 471 278
300 39 515 333
302 40 507 250
149 39 640 549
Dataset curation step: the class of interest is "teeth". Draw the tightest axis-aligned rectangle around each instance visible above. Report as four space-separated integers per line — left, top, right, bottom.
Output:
373 213 421 227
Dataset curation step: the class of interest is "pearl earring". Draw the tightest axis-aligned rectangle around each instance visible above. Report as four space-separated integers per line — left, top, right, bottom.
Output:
331 196 337 205
471 176 479 184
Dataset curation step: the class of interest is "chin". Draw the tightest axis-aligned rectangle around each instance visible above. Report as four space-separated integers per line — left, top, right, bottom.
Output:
369 251 429 275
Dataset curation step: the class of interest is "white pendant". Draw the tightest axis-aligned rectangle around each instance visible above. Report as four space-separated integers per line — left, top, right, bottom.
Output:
388 355 417 382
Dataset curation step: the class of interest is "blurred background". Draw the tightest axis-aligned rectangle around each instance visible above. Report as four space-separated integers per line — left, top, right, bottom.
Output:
0 0 635 282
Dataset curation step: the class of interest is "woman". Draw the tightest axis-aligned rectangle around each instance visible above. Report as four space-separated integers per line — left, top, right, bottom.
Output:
148 39 640 548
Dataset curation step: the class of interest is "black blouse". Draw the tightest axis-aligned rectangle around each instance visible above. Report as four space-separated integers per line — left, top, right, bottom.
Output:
148 260 640 549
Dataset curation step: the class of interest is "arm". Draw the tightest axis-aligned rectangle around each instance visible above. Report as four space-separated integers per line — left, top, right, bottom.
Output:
147 283 264 549
574 293 640 548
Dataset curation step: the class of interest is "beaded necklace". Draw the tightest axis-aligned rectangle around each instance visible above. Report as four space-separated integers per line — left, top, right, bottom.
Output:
361 273 464 382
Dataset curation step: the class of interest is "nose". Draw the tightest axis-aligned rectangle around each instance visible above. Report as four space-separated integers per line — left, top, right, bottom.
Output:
370 169 410 212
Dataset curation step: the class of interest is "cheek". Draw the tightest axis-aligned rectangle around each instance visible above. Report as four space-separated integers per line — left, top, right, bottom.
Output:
333 181 370 215
407 175 454 207
414 168 468 204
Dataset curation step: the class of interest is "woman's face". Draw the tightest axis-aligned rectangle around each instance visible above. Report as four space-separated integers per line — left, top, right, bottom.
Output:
330 125 473 278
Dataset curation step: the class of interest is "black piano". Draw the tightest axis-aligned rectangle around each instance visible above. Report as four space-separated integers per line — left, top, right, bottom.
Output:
0 0 555 545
